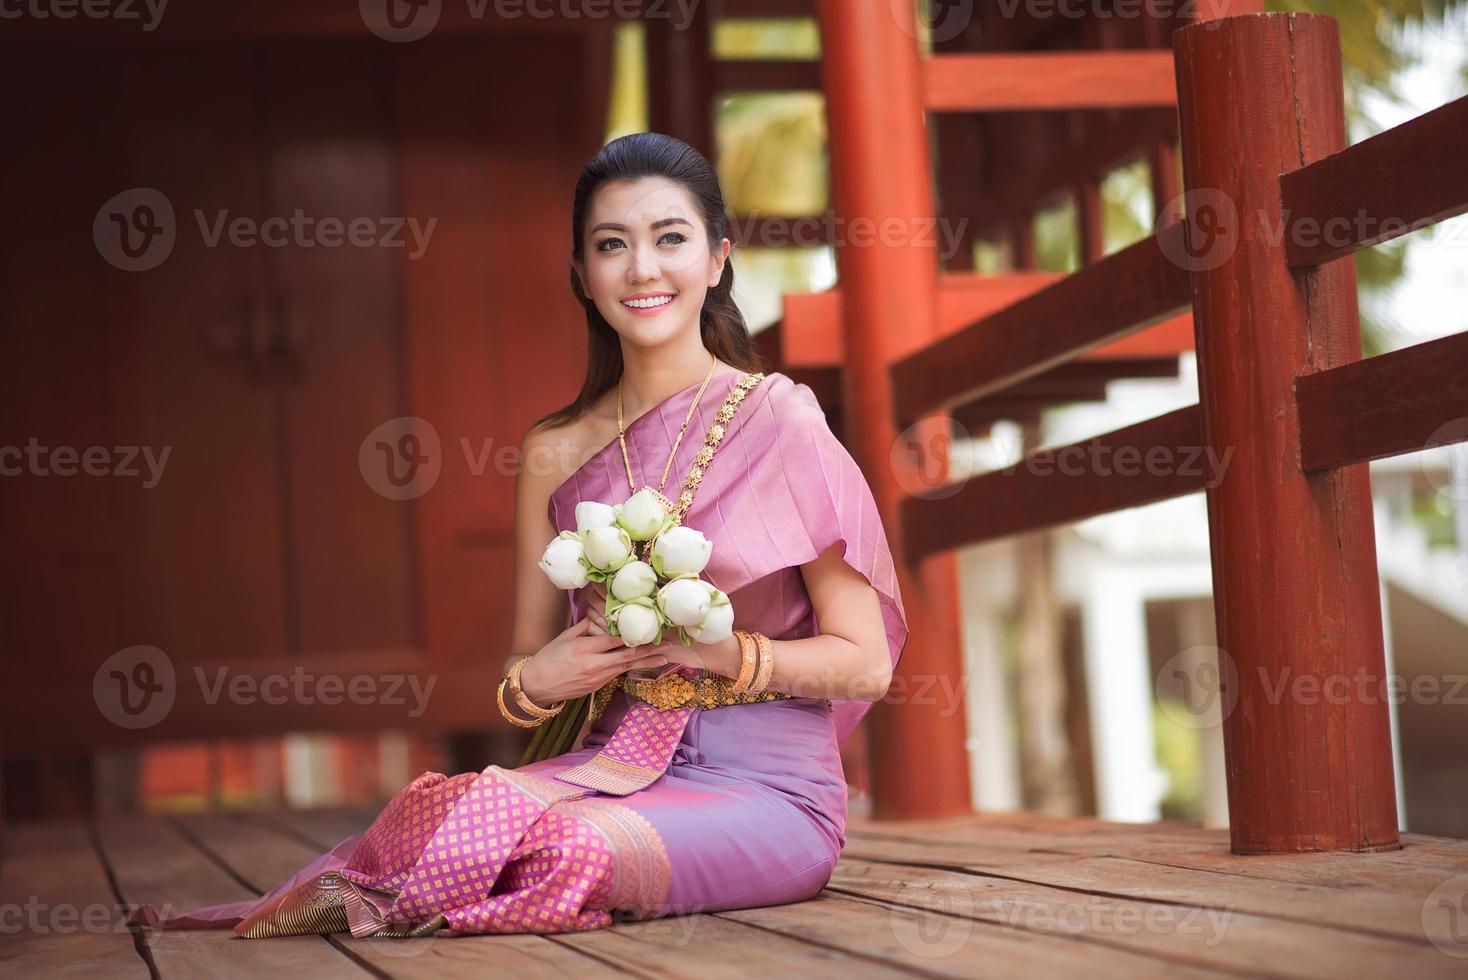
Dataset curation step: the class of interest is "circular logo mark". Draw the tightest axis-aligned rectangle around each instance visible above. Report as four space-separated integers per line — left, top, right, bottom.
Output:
891 0 973 43
891 417 972 500
619 180 708 278
889 888 974 958
1156 188 1239 273
1422 418 1468 504
359 416 442 500
93 188 176 272
1156 645 1239 731
359 0 442 43
1423 874 1468 958
94 645 176 730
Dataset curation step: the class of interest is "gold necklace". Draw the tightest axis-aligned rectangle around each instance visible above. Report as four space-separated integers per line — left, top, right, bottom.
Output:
616 350 719 517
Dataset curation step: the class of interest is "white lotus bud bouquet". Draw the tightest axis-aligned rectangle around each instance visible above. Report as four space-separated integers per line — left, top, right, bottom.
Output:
537 488 734 648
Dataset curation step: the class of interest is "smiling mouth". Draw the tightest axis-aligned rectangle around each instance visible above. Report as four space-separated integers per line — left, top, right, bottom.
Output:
621 294 675 309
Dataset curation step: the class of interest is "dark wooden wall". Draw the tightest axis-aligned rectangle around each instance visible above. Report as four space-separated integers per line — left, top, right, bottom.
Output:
1 29 612 814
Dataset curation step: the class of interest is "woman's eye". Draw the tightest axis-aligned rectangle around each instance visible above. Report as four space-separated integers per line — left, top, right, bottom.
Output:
594 232 685 252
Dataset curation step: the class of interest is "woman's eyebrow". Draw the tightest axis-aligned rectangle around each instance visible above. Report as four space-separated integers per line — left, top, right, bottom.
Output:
590 217 695 234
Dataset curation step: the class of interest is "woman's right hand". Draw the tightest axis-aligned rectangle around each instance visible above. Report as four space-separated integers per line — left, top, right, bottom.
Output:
517 616 669 706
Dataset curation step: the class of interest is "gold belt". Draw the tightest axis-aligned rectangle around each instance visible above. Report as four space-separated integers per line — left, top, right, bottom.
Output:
604 671 793 713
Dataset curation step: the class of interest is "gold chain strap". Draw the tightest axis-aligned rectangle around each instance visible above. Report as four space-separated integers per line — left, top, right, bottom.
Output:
593 371 771 719
634 371 764 563
617 350 719 498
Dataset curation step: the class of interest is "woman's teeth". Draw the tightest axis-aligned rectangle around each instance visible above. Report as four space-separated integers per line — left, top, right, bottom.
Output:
622 295 673 309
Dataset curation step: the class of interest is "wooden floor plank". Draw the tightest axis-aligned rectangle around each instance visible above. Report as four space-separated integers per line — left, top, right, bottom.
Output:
720 891 1236 979
246 806 376 852
194 809 930 977
831 856 1456 979
851 813 1468 867
550 909 921 978
0 821 148 977
92 815 371 978
839 836 1454 948
19 807 1462 977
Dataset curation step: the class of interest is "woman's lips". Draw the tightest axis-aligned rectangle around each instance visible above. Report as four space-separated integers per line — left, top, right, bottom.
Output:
621 294 675 317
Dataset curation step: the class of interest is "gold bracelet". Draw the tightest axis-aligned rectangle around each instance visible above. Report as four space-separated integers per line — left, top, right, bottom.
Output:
497 678 543 728
730 630 758 694
508 655 564 719
750 632 775 694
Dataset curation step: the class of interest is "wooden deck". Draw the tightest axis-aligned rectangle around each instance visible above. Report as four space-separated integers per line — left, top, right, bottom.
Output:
3 806 1467 978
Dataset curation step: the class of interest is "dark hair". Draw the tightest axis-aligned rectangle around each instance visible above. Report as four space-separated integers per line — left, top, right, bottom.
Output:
529 132 765 434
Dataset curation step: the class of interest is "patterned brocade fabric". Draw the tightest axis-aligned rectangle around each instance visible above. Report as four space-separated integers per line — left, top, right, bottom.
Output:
233 765 670 939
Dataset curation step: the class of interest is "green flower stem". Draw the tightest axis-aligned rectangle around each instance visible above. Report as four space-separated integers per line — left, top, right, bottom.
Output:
517 693 589 767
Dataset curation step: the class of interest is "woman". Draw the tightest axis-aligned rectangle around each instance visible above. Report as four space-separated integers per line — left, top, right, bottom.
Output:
130 132 907 939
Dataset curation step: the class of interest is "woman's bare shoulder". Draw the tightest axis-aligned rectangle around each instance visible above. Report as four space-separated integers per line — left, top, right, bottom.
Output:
522 408 612 494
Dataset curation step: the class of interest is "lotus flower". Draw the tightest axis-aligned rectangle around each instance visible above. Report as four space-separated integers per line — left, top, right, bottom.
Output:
610 560 658 601
541 500 734 652
687 587 733 645
614 488 669 541
650 525 712 579
583 524 634 577
538 531 589 590
657 576 712 628
575 500 617 532
610 596 662 646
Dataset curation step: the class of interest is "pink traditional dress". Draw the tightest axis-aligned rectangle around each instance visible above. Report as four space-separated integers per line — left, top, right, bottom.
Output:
128 370 907 938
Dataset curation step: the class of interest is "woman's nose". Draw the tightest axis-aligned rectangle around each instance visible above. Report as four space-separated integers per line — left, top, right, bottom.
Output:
627 245 660 282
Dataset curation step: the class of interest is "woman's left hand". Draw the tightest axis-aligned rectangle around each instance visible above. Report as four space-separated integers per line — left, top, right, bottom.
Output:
651 633 742 678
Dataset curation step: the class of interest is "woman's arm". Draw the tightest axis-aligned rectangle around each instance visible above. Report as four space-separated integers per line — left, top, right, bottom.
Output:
658 543 893 702
508 427 575 663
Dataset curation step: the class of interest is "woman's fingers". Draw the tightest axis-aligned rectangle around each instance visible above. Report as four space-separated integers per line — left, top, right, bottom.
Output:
621 641 669 662
591 631 631 653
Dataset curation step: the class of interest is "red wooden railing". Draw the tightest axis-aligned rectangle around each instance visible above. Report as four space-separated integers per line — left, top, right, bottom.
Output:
891 13 1468 854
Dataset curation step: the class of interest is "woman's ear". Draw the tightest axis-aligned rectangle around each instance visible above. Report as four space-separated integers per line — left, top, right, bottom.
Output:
571 257 588 296
708 237 731 288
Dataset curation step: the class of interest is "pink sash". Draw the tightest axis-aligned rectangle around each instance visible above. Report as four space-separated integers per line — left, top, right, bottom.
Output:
553 667 699 795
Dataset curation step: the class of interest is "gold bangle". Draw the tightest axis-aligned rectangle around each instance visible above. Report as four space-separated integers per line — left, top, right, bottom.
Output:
508 656 564 719
730 630 758 694
497 678 543 728
750 632 775 694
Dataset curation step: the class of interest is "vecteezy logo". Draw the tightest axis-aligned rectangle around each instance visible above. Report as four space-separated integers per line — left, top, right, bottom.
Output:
1422 418 1468 505
891 417 971 501
1156 645 1239 731
359 416 443 500
359 0 442 42
1424 874 1468 958
93 188 176 272
1156 188 1239 273
888 888 974 958
93 645 176 729
891 0 973 43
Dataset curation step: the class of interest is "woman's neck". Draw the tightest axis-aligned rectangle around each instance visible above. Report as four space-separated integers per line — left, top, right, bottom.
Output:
618 347 726 421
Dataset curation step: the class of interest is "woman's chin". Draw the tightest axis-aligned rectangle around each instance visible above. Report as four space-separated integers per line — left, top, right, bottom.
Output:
611 314 689 346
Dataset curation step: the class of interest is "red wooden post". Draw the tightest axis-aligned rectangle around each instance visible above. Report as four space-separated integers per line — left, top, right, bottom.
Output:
1174 13 1399 853
647 2 714 158
817 0 972 818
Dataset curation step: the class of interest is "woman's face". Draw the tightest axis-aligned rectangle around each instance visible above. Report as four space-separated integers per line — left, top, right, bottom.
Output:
575 177 729 350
